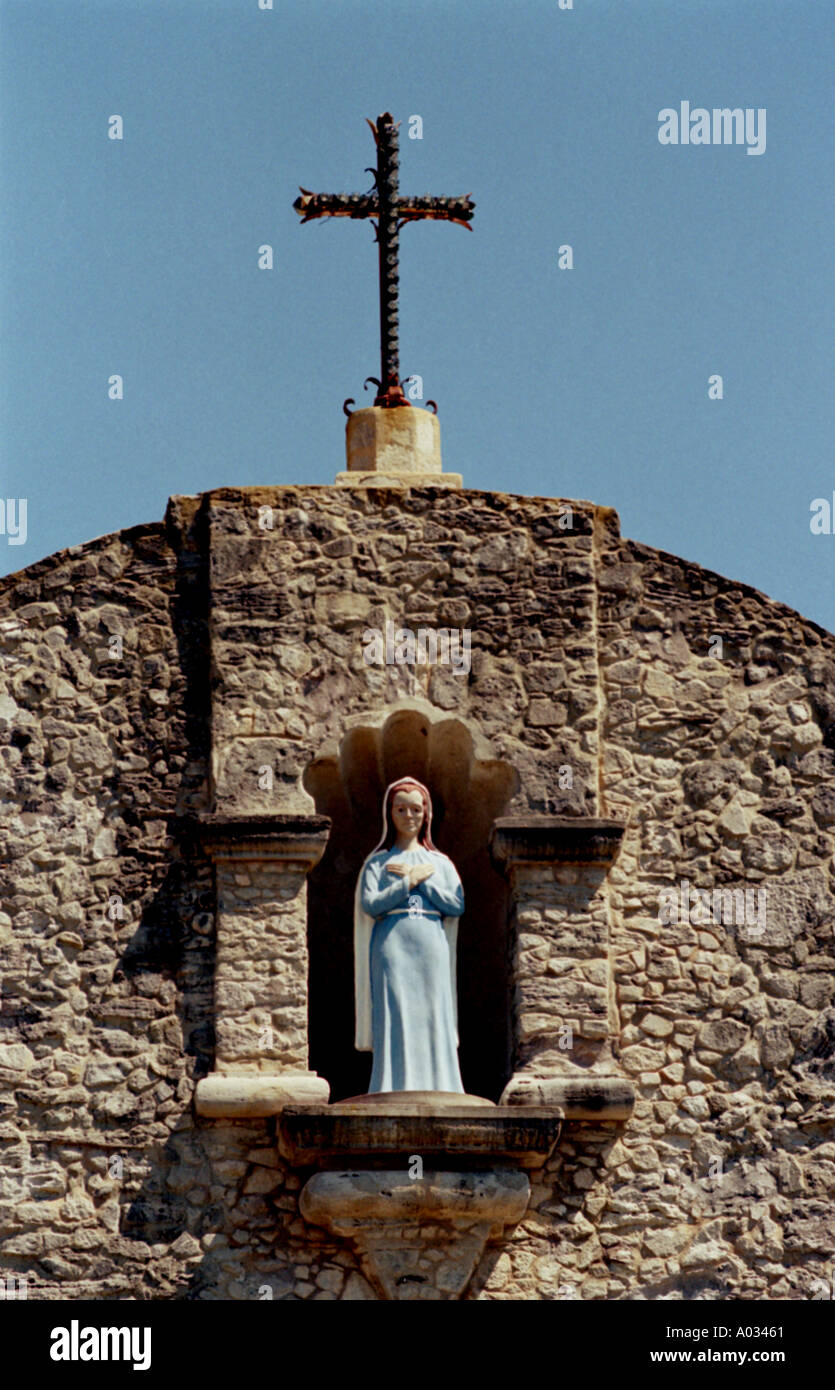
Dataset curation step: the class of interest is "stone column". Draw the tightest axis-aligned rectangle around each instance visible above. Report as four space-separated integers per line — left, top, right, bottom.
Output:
490 817 633 1115
194 814 332 1116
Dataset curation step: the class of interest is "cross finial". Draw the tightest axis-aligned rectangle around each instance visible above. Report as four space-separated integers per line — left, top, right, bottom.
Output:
294 113 475 411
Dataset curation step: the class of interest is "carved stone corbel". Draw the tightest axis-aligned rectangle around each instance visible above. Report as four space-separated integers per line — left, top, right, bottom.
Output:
283 1094 562 1300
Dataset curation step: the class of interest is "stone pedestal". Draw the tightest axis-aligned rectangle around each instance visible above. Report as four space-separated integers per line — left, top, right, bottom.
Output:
285 1094 561 1300
194 815 332 1116
489 817 634 1112
334 406 462 488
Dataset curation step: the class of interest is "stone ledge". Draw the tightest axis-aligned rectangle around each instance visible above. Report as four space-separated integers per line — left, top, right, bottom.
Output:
195 1072 330 1117
183 813 332 867
334 470 463 489
278 1102 562 1169
337 1090 496 1111
501 1075 635 1119
489 816 626 871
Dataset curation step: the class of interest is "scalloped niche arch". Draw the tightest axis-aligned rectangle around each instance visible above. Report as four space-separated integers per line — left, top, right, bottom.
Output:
303 706 519 1102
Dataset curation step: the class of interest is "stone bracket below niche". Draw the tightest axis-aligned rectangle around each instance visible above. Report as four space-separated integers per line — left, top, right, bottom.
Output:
301 1169 530 1300
283 1095 562 1301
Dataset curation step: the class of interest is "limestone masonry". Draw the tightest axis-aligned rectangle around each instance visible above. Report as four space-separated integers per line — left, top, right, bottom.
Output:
0 483 833 1299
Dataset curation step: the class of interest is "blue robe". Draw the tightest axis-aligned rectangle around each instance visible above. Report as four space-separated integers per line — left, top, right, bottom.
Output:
360 846 465 1093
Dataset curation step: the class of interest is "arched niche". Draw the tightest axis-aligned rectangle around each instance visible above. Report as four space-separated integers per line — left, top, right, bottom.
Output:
302 706 518 1103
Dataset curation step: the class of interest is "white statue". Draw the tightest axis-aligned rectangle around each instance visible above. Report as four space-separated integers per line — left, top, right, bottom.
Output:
354 777 465 1093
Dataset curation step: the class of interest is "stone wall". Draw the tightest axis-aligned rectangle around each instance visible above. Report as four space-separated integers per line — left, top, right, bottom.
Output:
0 485 832 1299
0 514 217 1296
204 484 600 818
588 527 835 1299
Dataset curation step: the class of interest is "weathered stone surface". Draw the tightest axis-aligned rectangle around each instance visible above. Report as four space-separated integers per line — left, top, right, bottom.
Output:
301 1168 530 1228
343 406 445 478
0 483 833 1302
500 1076 634 1118
696 1020 750 1054
301 1169 530 1300
279 1101 561 1169
195 1074 330 1116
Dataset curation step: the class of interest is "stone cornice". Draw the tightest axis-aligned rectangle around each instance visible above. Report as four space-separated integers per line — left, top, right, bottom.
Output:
489 816 626 872
501 1075 635 1119
278 1102 562 1170
184 813 332 867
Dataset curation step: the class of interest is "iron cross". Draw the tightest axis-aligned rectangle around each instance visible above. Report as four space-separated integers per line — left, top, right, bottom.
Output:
294 112 474 411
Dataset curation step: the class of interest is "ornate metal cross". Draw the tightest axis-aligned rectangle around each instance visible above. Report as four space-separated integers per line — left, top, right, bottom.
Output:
294 112 474 410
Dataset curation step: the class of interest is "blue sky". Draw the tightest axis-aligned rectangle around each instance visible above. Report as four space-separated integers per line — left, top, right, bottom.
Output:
1 0 833 632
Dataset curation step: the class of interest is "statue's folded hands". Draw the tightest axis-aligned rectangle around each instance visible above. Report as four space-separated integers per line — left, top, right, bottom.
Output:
385 859 436 889
359 858 411 917
420 870 465 917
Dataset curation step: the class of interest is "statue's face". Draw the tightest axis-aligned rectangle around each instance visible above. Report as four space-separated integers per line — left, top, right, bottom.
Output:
391 788 425 838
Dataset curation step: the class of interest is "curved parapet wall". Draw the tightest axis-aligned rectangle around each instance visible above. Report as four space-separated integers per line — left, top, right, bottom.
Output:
0 485 832 1299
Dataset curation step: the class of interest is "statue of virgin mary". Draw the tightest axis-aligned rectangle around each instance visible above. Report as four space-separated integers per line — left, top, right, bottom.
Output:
354 777 465 1094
